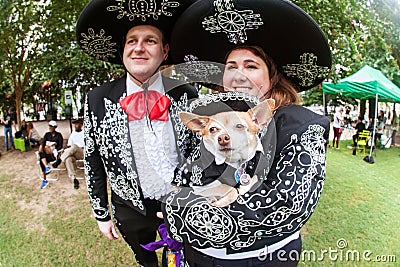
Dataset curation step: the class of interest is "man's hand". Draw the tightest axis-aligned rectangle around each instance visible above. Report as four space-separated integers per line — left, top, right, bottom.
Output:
97 220 119 240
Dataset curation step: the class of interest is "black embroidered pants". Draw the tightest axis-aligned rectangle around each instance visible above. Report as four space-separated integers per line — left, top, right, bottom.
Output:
113 198 165 267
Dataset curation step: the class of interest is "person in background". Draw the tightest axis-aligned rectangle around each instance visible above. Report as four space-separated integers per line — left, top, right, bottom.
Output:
332 107 344 149
352 116 366 155
164 0 331 265
15 119 28 139
390 110 398 147
27 122 41 146
38 120 63 189
15 119 31 150
52 118 84 189
2 107 17 151
375 110 386 147
76 0 197 266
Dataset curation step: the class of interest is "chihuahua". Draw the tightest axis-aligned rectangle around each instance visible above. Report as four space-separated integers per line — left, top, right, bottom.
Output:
179 98 275 207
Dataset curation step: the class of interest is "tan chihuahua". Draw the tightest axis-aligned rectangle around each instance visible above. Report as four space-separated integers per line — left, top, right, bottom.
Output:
179 98 275 207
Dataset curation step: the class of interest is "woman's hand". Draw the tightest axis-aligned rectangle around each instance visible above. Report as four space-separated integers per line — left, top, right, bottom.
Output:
97 220 119 240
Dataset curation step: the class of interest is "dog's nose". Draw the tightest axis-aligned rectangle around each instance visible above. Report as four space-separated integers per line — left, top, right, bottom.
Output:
218 134 230 146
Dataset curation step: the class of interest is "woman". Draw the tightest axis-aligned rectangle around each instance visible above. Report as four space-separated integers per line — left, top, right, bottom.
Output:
391 111 398 146
332 107 344 149
375 110 386 147
15 120 28 139
27 122 41 146
163 0 332 266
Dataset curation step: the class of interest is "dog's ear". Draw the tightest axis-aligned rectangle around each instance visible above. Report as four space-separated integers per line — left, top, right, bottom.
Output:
248 98 275 129
179 112 210 134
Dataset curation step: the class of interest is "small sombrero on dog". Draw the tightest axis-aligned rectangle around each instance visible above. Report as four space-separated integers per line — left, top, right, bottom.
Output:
76 0 196 65
170 0 332 91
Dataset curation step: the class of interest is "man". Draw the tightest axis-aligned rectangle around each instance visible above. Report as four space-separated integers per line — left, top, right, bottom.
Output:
352 116 366 155
2 107 17 151
76 1 197 266
52 118 84 189
38 120 63 189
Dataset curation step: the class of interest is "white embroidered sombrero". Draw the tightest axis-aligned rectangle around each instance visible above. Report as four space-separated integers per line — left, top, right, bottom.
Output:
76 0 197 65
170 0 332 91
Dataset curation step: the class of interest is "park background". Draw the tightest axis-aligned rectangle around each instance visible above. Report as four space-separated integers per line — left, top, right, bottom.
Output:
1 0 400 266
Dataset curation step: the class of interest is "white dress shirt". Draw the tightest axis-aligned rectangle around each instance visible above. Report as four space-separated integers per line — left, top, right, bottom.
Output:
126 74 178 200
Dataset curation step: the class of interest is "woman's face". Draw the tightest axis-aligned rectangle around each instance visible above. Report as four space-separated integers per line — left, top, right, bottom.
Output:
223 49 271 99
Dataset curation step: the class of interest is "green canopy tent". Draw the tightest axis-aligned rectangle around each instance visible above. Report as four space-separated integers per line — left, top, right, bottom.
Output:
322 65 400 103
322 65 400 161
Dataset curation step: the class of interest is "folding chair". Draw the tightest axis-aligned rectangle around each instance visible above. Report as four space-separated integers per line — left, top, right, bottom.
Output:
35 151 66 181
357 130 370 155
70 158 85 180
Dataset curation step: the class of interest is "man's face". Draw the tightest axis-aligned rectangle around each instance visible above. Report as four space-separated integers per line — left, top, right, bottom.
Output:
74 123 83 132
123 25 169 84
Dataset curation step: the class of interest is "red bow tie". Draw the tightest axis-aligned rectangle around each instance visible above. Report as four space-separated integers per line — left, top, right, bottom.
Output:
119 90 171 121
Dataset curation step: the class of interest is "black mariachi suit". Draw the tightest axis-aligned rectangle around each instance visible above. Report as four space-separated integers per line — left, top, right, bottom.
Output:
163 96 330 260
84 74 197 266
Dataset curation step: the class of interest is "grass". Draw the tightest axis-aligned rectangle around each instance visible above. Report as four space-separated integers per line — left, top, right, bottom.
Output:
301 143 400 266
0 176 134 266
0 144 399 266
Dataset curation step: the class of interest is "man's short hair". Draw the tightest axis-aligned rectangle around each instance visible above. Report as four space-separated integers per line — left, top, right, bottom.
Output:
72 118 83 124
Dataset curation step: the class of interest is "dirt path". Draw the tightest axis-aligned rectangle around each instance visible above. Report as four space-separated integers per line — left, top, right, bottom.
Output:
0 124 87 227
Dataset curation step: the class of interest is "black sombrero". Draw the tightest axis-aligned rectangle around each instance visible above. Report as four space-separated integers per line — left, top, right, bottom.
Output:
76 0 196 65
188 91 259 116
170 0 332 91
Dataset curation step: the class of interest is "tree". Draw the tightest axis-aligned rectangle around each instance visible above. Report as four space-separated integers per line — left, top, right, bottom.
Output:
0 0 123 125
37 0 123 111
293 0 399 106
0 0 45 128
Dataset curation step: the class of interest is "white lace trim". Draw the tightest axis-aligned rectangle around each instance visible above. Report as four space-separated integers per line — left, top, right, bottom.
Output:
129 119 178 199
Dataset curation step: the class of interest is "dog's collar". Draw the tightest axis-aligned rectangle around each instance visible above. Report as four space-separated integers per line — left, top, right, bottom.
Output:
234 152 260 187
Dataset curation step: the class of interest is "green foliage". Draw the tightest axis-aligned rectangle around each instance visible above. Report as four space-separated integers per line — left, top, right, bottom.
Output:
37 0 124 94
0 0 124 121
294 0 400 106
294 0 399 82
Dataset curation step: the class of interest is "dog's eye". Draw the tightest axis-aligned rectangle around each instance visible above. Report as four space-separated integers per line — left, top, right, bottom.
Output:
236 124 245 129
209 127 218 133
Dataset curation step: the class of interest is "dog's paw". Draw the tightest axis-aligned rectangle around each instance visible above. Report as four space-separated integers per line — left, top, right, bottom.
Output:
209 188 239 207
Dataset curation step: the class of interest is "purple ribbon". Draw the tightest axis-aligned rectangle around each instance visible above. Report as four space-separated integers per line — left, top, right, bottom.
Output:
141 223 183 267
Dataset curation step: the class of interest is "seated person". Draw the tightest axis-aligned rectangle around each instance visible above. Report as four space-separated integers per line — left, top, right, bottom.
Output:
27 122 41 146
15 120 28 139
52 118 84 189
15 120 31 150
352 116 366 155
38 120 64 189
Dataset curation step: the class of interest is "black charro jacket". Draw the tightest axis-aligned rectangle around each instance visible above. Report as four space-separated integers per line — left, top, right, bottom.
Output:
84 74 197 221
163 94 330 254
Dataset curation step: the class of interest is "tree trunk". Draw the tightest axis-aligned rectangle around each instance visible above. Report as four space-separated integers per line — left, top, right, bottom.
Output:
14 85 23 130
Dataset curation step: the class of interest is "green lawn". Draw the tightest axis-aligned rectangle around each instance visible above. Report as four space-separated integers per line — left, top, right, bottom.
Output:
0 145 399 266
301 144 400 266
